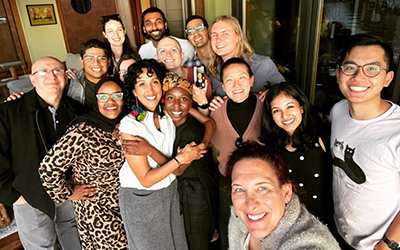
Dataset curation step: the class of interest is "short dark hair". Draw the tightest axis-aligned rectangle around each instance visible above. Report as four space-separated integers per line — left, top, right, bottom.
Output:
225 141 292 192
261 82 317 152
185 15 209 29
117 53 142 72
220 57 253 80
338 33 394 71
141 7 170 38
80 39 111 59
123 59 167 117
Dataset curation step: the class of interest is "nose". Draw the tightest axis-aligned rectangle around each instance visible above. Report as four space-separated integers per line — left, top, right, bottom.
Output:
246 193 260 211
353 67 366 80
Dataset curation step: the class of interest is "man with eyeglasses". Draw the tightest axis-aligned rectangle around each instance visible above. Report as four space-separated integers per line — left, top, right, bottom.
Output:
330 34 400 250
185 15 212 68
0 57 82 249
66 39 111 111
139 7 195 64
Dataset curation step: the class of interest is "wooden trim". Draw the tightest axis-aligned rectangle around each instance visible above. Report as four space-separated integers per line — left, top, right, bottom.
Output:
0 232 22 250
130 0 145 47
55 0 70 53
194 0 204 17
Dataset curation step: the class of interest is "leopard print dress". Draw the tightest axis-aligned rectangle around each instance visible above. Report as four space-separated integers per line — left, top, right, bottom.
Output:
39 123 128 249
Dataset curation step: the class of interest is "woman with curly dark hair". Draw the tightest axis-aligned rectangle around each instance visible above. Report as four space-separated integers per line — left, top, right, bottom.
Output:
260 82 334 229
118 59 206 250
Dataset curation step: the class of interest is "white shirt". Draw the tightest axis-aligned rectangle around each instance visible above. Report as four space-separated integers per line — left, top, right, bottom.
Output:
119 111 176 190
330 99 400 250
138 36 195 65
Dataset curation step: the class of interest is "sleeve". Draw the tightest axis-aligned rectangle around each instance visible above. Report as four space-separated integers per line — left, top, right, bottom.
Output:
119 114 141 136
38 124 85 203
181 40 196 65
261 56 285 87
0 113 21 205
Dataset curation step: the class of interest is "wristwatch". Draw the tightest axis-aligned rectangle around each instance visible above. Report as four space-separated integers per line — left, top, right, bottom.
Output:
198 103 209 109
382 235 400 250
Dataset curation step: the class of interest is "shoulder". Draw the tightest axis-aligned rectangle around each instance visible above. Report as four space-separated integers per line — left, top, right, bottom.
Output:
330 99 348 119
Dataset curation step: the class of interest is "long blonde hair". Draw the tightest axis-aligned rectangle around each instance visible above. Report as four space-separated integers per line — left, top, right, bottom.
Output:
208 15 254 76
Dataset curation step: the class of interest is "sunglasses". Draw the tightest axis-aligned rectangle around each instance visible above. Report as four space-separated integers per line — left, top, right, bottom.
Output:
186 23 205 36
96 92 123 102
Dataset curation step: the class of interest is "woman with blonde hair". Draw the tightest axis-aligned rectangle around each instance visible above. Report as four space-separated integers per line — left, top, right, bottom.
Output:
208 15 285 97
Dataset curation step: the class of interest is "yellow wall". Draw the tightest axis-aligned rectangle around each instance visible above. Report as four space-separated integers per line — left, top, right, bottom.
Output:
16 0 67 62
204 0 231 24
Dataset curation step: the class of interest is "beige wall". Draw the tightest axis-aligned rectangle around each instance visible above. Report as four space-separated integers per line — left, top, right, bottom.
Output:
16 0 67 62
204 0 231 24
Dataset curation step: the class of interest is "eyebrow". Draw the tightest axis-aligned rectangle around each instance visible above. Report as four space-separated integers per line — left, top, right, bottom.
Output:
342 60 381 65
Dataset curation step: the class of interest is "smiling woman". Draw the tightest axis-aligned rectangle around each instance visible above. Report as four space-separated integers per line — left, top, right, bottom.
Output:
225 142 339 250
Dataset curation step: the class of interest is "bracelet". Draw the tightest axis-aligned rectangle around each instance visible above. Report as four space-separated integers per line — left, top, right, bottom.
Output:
174 157 183 167
382 235 400 250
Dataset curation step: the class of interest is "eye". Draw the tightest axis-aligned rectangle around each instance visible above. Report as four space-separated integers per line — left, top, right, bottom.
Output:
158 49 165 54
166 96 173 101
180 97 188 101
156 20 163 24
223 32 229 36
258 186 267 191
233 188 244 194
272 109 280 114
287 105 294 109
172 48 178 53
138 82 145 87
152 79 160 85
211 33 217 38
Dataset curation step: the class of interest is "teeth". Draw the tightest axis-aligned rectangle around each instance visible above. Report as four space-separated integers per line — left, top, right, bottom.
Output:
92 68 101 72
146 96 156 100
248 213 266 221
106 107 117 110
283 119 294 124
195 37 202 42
233 90 243 94
350 86 368 92
152 31 160 35
217 45 224 49
172 111 182 115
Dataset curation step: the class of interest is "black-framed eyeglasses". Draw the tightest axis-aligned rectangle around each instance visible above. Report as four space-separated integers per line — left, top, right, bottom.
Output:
96 92 123 102
338 63 387 77
235 137 243 148
32 69 65 77
186 23 204 36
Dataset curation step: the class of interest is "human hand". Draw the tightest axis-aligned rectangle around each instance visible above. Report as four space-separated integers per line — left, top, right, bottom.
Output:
193 80 208 106
374 240 391 250
209 96 228 112
5 92 24 102
69 183 97 201
122 136 153 156
177 142 207 164
66 69 77 79
112 123 121 141
258 89 268 102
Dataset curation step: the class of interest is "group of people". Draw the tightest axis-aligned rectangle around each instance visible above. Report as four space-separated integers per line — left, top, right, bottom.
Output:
0 5 399 250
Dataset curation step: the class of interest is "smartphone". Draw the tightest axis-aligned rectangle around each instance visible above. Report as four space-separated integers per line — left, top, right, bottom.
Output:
194 66 206 89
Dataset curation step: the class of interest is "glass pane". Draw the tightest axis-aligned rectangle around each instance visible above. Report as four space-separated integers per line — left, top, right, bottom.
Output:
0 0 19 65
245 0 300 83
317 0 400 113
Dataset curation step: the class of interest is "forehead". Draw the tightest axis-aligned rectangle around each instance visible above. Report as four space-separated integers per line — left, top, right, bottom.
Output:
271 93 299 106
223 63 249 77
105 20 123 29
232 158 276 182
83 47 106 56
32 57 63 71
120 59 136 69
144 12 164 22
158 38 181 50
137 68 158 80
186 18 204 28
98 81 122 92
211 20 233 32
345 45 386 65
165 87 191 97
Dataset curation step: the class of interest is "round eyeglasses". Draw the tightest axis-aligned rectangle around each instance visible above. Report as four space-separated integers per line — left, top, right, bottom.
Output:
339 63 387 77
96 92 123 102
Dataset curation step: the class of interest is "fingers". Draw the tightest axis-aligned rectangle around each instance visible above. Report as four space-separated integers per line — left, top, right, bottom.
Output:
258 90 268 102
209 96 225 111
66 69 77 79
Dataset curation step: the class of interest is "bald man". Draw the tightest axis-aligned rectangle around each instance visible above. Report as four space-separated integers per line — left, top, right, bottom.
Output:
0 57 82 249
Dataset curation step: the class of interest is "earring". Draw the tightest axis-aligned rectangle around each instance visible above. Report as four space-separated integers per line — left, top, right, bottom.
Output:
135 98 138 106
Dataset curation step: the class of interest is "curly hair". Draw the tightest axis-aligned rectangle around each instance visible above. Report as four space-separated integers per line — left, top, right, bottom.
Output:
260 82 317 152
208 15 254 76
123 59 167 117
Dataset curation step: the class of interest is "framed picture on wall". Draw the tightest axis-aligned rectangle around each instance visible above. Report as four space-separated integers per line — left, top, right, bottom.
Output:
26 4 57 26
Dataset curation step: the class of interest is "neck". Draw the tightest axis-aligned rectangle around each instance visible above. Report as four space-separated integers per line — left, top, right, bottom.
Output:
85 74 101 84
38 92 62 109
171 66 187 78
151 39 160 48
173 117 187 127
110 44 123 59
249 235 263 250
196 44 211 66
348 99 391 120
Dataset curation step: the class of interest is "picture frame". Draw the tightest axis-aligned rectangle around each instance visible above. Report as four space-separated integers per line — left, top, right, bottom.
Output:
26 4 57 26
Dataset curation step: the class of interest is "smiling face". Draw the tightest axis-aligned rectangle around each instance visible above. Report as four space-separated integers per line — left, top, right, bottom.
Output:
186 18 209 49
231 158 292 239
270 93 303 137
133 67 162 112
156 37 184 70
103 20 126 47
30 57 67 98
222 63 254 103
210 20 238 61
81 48 110 83
97 81 123 119
143 12 167 41
164 87 192 127
336 45 394 107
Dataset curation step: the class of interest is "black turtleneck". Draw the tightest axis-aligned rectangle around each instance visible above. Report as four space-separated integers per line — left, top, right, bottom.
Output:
227 93 257 137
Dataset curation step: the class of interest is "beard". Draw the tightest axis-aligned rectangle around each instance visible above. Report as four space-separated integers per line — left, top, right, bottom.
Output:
148 29 165 41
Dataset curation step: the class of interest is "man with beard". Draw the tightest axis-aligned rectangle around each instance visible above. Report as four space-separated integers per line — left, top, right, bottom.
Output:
139 7 195 64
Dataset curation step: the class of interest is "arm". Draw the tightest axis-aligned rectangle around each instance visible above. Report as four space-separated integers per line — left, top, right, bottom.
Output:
122 136 169 165
121 133 206 188
39 125 96 202
189 108 215 147
374 211 400 250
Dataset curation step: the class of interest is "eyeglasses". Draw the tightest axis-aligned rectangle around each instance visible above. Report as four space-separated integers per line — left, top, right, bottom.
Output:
235 137 243 148
186 23 204 36
32 69 65 76
339 63 387 77
119 70 128 78
96 92 124 102
83 55 108 63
